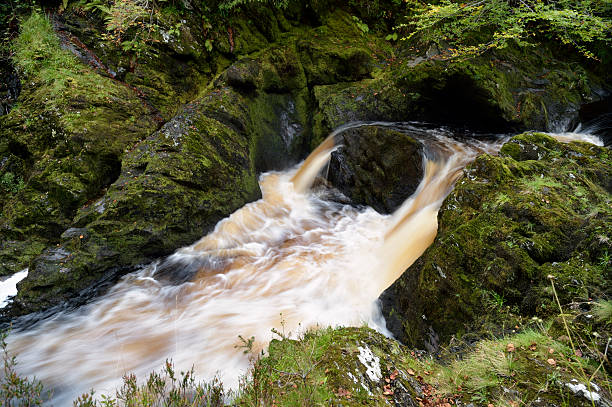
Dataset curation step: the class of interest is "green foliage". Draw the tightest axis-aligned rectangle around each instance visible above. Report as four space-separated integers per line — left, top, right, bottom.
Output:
399 0 612 60
385 32 397 41
11 12 117 107
594 300 612 325
12 12 80 77
1 331 49 406
217 0 290 14
0 172 24 194
352 15 369 34
0 0 31 41
75 0 164 57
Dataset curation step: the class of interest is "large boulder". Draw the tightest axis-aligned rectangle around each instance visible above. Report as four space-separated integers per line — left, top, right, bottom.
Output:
381 133 612 349
327 125 423 213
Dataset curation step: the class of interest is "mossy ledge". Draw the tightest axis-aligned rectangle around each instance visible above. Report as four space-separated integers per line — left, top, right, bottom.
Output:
381 133 611 352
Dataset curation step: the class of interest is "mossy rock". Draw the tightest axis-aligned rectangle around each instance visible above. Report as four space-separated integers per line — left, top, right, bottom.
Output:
6 100 261 317
381 133 612 349
238 325 611 406
0 13 159 277
237 326 423 406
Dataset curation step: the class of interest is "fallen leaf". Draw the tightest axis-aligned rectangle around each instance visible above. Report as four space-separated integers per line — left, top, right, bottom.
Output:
335 387 352 399
506 343 516 352
575 349 583 357
548 348 555 354
529 343 537 351
407 368 415 376
547 358 556 366
390 370 399 380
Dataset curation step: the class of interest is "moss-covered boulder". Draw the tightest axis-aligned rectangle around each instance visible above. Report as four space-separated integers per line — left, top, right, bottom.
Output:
381 133 612 349
327 125 423 213
237 325 611 406
237 327 424 406
0 13 159 277
6 97 263 316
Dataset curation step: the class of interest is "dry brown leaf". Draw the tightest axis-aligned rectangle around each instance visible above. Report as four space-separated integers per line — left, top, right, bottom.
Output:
547 358 556 366
506 343 515 352
407 368 415 376
336 387 352 398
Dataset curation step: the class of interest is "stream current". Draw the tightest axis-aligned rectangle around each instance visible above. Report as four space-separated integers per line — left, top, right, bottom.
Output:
5 122 603 404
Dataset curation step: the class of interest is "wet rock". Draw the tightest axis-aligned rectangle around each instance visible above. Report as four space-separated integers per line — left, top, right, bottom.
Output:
327 125 423 214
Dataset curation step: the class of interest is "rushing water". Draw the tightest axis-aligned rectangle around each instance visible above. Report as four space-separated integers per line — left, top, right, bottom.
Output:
4 123 600 404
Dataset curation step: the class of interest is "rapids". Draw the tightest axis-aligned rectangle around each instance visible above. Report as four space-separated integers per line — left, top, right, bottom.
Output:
4 123 601 404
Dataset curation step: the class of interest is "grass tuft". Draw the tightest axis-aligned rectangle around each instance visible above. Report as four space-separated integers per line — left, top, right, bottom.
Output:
593 300 612 325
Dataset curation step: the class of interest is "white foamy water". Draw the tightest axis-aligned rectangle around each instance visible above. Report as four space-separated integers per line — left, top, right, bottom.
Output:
547 132 604 146
0 269 28 308
5 123 603 404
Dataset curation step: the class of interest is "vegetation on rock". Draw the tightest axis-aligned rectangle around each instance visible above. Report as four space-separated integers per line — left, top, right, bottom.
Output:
382 133 611 353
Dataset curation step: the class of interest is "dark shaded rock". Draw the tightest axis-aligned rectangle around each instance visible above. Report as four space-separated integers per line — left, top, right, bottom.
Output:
0 58 20 116
327 126 423 214
380 133 612 349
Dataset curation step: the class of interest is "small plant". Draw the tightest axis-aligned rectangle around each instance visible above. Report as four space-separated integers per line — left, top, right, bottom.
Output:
235 335 255 354
593 300 612 325
485 290 506 311
73 360 225 407
352 16 369 34
1 330 50 406
0 172 24 194
598 250 611 269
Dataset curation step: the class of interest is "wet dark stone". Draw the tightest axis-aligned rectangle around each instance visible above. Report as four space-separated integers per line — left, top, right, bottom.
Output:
0 59 21 116
327 125 423 214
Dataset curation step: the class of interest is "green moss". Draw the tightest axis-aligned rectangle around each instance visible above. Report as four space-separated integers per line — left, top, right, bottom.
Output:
236 324 610 406
0 12 159 277
383 134 612 349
